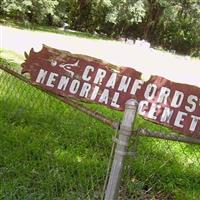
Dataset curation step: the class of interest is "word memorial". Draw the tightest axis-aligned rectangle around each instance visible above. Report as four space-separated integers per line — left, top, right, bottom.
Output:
22 45 200 138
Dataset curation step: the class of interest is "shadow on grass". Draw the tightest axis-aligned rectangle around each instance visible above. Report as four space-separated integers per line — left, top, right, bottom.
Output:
121 135 200 199
1 95 200 199
1 65 200 200
0 99 113 199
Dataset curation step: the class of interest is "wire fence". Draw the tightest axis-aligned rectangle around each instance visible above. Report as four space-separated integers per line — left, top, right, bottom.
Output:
0 63 200 200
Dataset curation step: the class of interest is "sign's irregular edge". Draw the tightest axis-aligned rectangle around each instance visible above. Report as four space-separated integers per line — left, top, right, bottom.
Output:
22 44 200 90
22 44 122 73
21 45 200 139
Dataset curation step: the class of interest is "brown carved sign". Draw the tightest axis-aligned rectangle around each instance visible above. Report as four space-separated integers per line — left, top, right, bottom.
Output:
21 45 200 138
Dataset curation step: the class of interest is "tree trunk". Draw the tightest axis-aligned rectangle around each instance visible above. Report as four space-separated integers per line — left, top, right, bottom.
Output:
143 0 164 41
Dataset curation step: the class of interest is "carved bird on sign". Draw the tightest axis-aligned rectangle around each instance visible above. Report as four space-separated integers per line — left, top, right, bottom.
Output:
51 60 80 78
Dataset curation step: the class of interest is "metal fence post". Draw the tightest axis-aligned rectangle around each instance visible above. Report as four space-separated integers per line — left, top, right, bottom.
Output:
104 99 138 200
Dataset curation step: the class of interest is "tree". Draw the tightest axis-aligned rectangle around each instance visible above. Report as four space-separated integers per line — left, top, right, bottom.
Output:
1 0 59 25
1 0 200 56
104 0 146 36
155 0 200 55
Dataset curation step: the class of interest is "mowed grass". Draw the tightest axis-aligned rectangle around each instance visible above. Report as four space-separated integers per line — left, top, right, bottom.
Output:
0 18 110 41
0 51 200 199
0 63 114 199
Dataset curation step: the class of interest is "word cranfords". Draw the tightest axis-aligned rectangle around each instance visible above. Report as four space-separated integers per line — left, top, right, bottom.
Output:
22 45 200 138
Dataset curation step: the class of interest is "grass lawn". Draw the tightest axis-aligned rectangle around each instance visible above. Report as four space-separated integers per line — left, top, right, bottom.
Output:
0 49 200 200
0 18 110 41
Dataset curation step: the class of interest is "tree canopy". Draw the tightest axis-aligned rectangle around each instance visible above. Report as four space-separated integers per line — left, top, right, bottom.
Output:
1 0 200 57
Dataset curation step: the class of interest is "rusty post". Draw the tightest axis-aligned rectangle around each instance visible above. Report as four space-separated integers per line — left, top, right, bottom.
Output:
104 99 138 200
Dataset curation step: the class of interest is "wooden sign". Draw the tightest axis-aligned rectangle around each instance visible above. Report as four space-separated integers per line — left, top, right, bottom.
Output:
21 45 200 138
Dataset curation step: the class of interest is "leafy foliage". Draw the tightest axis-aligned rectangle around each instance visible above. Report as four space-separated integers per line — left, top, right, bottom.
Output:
1 0 59 24
1 0 200 56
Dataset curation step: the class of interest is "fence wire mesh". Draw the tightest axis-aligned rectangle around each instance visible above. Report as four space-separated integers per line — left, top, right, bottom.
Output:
0 64 200 200
0 67 114 200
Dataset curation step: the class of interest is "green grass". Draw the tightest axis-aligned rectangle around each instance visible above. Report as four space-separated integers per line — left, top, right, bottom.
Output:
0 50 200 199
0 18 110 41
0 49 24 65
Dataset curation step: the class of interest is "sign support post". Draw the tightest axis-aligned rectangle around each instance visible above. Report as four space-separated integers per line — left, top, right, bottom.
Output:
104 99 138 200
